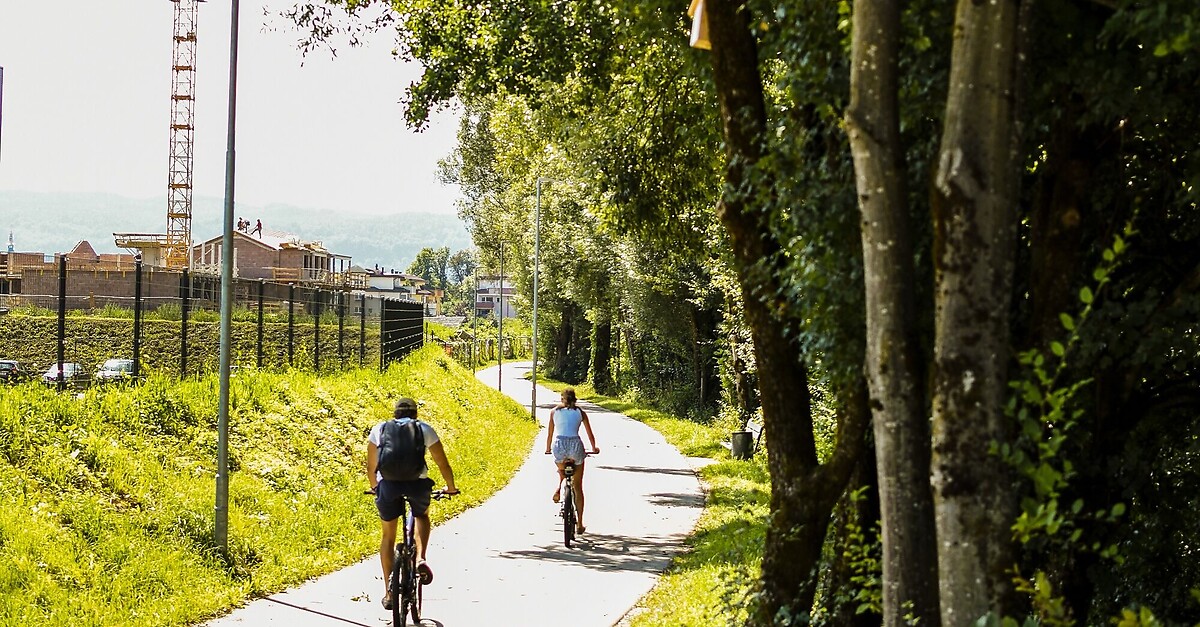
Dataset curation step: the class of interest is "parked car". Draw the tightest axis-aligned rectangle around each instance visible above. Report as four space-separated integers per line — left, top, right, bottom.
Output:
0 359 31 384
42 362 89 389
95 358 135 383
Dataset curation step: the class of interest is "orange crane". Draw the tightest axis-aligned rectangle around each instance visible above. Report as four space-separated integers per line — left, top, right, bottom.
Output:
116 0 204 267
164 0 203 269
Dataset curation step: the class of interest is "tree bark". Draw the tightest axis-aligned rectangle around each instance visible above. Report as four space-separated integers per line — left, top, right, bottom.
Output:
706 0 869 620
845 0 941 623
591 318 613 393
930 0 1023 622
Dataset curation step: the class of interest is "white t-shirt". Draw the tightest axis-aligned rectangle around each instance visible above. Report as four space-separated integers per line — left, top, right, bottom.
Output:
369 418 440 481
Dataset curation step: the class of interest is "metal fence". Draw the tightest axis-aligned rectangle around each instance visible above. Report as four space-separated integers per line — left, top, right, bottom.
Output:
0 259 423 384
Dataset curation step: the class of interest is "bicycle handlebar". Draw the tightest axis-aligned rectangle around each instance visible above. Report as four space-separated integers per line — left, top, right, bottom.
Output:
363 487 461 497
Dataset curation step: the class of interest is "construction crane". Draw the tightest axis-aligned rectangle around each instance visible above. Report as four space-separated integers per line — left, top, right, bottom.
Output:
164 0 203 269
115 0 204 267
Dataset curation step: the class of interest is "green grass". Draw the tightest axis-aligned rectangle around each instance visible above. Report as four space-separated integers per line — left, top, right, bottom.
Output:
0 345 539 626
537 379 770 626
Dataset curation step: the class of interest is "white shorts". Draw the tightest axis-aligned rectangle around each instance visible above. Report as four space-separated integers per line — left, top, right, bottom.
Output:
552 435 587 465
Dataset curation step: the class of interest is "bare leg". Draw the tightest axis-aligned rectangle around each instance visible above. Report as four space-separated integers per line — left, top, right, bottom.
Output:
554 461 566 500
379 518 398 593
414 514 431 561
575 462 586 530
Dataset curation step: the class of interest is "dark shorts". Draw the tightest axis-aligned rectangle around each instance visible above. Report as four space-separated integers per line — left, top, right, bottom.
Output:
375 477 435 522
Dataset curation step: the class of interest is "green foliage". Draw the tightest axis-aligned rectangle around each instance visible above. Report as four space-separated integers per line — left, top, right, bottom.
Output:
843 487 882 616
0 345 538 626
1002 228 1134 624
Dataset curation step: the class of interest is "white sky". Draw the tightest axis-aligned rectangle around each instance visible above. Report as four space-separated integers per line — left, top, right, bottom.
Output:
0 1 462 216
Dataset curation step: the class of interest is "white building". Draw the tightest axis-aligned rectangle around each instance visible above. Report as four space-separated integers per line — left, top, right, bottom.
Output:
475 275 517 319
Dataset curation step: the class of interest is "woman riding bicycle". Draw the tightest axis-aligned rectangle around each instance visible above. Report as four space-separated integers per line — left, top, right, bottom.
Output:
544 387 600 533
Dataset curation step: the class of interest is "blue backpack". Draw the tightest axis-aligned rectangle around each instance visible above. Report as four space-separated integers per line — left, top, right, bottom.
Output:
377 419 426 481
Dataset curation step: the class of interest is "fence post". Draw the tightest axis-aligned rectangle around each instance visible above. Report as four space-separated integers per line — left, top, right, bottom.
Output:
314 288 322 372
257 279 264 369
359 293 366 368
180 268 190 377
56 255 67 391
133 257 143 378
287 283 295 367
337 291 345 369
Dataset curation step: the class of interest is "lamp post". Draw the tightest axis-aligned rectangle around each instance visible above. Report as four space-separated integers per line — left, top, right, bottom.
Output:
531 177 550 421
215 0 241 554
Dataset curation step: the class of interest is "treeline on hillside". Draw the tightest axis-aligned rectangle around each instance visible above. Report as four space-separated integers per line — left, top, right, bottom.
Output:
290 1 1199 624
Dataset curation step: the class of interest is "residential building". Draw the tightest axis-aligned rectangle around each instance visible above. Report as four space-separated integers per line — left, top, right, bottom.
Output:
475 275 517 319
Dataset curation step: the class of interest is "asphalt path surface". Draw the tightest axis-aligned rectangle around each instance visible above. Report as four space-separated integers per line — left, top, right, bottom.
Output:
205 361 707 626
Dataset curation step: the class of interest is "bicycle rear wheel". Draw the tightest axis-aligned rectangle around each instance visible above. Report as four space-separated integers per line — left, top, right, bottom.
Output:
410 577 423 625
562 485 576 548
391 546 405 626
399 553 415 625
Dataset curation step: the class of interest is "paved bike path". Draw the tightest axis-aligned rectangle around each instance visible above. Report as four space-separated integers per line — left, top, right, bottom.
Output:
205 362 706 626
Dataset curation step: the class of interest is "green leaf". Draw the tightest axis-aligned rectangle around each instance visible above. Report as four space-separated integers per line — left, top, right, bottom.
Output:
1050 341 1065 357
1093 267 1108 282
1111 502 1126 517
1113 236 1126 254
1154 41 1171 56
1059 313 1075 331
1103 249 1115 262
1080 286 1094 304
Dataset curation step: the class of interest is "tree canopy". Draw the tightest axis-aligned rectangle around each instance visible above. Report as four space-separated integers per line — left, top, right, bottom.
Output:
291 0 1200 622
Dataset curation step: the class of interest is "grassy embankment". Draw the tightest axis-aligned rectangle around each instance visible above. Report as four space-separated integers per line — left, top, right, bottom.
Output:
0 345 538 626
538 380 772 626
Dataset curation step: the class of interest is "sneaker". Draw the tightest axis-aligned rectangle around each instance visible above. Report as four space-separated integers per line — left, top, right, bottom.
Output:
381 592 393 610
416 560 434 585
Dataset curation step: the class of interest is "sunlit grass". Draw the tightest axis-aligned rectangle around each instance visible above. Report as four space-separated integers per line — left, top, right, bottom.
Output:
0 345 538 626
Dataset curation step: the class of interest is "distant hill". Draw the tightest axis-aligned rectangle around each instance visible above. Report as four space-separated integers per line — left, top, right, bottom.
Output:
0 191 472 272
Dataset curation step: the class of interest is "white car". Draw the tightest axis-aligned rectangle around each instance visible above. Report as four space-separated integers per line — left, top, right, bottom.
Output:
95 359 135 382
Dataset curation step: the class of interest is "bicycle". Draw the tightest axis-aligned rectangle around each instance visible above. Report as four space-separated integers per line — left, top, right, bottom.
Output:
560 460 579 548
557 452 596 548
368 487 456 626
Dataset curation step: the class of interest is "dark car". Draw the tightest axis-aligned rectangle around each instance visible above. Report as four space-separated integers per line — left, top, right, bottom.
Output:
42 362 89 389
0 360 31 384
95 358 135 383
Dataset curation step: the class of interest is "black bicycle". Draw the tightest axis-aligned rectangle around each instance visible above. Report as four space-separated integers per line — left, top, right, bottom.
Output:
368 488 456 626
560 460 579 548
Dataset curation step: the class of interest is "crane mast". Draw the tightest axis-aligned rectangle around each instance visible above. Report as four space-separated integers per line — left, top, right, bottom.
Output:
164 0 201 270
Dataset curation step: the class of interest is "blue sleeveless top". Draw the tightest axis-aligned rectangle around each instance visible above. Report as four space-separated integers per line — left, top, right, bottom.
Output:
553 407 584 437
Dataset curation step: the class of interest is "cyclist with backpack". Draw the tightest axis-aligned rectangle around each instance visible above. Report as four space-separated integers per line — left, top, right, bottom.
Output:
545 387 600 533
367 397 459 610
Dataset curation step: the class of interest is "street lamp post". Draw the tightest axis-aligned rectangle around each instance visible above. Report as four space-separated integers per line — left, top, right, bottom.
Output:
215 0 241 554
531 177 549 421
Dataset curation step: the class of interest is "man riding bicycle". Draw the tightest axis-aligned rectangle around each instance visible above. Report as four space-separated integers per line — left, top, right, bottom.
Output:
367 397 459 610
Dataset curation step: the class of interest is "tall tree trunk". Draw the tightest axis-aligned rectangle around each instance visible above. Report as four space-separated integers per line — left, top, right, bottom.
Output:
930 0 1023 622
591 318 613 394
552 303 576 380
706 1 870 620
845 0 941 623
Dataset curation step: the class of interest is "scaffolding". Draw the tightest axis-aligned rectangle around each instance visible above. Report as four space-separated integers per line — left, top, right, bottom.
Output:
164 0 202 270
